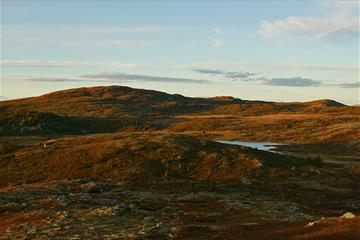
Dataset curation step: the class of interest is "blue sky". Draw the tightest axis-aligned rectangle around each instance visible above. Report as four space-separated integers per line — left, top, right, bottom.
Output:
1 0 359 104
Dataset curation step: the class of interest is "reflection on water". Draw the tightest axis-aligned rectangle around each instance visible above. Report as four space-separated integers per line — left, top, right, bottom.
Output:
217 141 360 167
216 141 283 153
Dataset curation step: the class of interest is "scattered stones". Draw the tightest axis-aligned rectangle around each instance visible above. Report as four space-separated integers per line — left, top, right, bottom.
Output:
6 227 16 233
305 221 316 227
242 222 259 226
79 182 104 193
115 205 130 216
57 195 69 207
0 178 359 239
341 212 356 219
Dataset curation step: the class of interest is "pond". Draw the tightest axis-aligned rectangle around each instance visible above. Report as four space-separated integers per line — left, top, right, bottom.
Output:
217 140 360 167
216 140 283 153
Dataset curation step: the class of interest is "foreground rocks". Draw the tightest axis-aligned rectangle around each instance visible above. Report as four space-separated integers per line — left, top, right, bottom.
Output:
1 171 359 240
0 133 359 239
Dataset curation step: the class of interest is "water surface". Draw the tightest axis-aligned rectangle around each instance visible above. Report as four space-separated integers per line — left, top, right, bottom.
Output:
216 140 283 153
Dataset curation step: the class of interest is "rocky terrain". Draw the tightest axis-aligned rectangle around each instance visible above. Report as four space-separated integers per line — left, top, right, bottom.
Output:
1 170 359 240
1 86 359 143
0 86 359 239
0 133 326 186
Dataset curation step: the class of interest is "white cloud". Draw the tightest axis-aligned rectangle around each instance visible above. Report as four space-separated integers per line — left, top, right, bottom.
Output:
212 27 223 35
259 1 359 41
2 25 166 48
79 73 211 84
335 82 360 88
193 69 257 80
229 62 360 72
262 77 322 87
320 0 359 18
112 40 148 48
3 72 210 84
211 38 224 48
1 59 359 72
259 16 358 41
25 77 83 82
188 61 359 72
258 77 359 88
0 60 139 68
84 27 165 33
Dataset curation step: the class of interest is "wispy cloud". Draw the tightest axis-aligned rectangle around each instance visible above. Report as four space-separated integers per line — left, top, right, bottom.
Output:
80 73 210 84
83 27 165 33
22 73 210 84
335 82 360 88
11 71 359 89
194 68 359 88
2 25 166 48
259 1 359 41
2 59 359 72
259 16 359 41
320 0 359 19
193 68 257 80
25 77 83 82
193 69 224 75
224 62 359 72
226 71 257 80
211 38 223 48
0 60 139 68
260 77 359 88
112 40 149 48
189 62 359 72
212 27 224 35
262 77 322 87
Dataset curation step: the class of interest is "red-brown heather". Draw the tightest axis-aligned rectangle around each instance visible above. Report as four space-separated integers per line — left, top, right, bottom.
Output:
1 86 359 239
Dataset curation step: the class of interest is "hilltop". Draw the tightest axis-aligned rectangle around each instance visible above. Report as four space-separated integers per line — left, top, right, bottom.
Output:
0 86 349 118
0 86 241 118
0 86 358 143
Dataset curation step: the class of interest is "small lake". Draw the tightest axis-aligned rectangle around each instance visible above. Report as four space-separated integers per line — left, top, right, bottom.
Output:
216 141 283 153
217 140 360 167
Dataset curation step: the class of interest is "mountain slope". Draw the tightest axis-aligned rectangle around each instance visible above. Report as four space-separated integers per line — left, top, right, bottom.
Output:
0 86 358 143
0 85 349 118
0 86 242 118
0 132 323 186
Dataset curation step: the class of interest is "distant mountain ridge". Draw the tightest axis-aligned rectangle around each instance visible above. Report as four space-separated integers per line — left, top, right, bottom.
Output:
0 85 347 115
0 86 357 138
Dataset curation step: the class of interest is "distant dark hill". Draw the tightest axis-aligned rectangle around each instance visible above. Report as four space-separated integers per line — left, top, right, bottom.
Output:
0 111 152 135
0 86 243 119
0 86 358 140
0 85 348 118
309 99 345 107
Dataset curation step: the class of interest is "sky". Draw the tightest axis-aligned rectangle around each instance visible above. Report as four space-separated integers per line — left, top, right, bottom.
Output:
1 0 359 104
